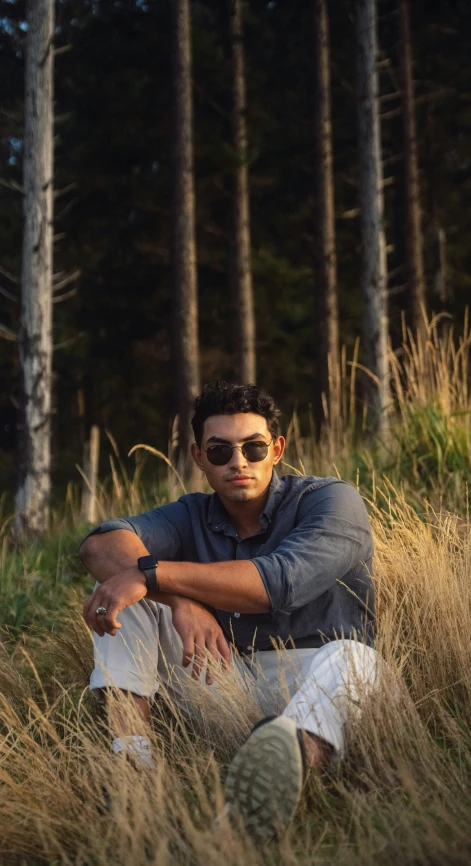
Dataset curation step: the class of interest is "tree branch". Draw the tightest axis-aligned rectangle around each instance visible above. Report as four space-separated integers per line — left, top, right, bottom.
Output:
0 178 24 194
0 323 18 341
0 265 19 284
55 44 72 56
0 285 18 302
54 182 77 200
53 269 81 292
381 107 403 120
54 331 85 350
52 287 77 304
379 90 402 103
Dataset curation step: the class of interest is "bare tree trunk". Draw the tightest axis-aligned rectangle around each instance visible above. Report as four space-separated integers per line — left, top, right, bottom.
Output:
229 0 256 384
15 0 54 535
81 425 100 524
356 0 390 441
312 0 339 436
171 0 200 481
399 0 426 336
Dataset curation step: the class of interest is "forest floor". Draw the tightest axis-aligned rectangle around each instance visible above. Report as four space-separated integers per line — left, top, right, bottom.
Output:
1 321 471 864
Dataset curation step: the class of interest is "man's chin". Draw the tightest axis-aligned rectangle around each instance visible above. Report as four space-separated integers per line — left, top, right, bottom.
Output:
223 486 255 501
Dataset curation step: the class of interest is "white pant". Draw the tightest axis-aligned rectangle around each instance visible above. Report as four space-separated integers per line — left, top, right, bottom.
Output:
90 597 378 758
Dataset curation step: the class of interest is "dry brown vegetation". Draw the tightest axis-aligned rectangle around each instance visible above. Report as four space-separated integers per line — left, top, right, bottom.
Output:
0 488 470 865
1 317 471 864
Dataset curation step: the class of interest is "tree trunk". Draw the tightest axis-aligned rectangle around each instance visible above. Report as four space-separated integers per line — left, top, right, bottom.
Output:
171 0 200 481
356 0 390 441
81 425 100 524
229 0 256 384
15 0 54 535
312 0 339 435
399 0 426 337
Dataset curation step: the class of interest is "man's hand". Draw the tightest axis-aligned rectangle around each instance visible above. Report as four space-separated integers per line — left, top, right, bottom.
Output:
170 597 231 685
83 568 147 636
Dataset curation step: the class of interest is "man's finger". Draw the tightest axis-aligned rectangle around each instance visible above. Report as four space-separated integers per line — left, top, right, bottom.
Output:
83 593 101 633
191 638 205 680
82 591 97 624
217 635 231 670
101 601 122 636
87 591 111 636
205 641 220 685
182 635 194 668
206 641 219 665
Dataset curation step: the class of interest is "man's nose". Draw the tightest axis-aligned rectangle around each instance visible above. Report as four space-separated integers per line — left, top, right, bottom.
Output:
228 446 248 469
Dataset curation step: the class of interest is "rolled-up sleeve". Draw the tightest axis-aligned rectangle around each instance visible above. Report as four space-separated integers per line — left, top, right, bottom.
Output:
251 482 373 614
80 504 184 560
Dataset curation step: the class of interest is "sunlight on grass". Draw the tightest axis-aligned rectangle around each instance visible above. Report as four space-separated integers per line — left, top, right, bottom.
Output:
1 315 471 863
0 492 470 864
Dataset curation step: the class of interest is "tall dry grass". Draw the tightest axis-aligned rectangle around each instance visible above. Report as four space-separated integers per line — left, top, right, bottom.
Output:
284 312 471 511
1 490 471 865
1 315 471 863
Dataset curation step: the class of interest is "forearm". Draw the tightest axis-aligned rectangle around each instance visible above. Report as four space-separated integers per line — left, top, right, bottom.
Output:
79 530 270 612
79 529 180 608
79 529 149 581
157 560 270 614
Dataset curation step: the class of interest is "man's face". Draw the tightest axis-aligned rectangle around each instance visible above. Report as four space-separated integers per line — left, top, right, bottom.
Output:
191 412 285 503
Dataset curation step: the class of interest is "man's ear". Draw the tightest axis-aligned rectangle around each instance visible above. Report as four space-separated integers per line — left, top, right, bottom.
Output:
191 442 205 470
272 435 285 465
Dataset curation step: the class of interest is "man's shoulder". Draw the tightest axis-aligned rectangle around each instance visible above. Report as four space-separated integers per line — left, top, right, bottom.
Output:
279 474 367 517
160 491 211 517
278 472 345 497
148 492 212 535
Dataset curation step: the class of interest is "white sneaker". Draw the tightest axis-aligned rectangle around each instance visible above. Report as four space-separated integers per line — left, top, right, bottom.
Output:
112 735 155 769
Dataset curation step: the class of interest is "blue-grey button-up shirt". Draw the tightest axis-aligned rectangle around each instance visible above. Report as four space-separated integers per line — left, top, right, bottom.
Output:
84 472 375 651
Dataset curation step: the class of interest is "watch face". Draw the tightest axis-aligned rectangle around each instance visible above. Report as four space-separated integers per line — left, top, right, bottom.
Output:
138 554 157 570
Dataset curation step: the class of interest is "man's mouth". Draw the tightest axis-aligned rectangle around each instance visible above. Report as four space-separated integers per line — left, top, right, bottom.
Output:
226 475 253 483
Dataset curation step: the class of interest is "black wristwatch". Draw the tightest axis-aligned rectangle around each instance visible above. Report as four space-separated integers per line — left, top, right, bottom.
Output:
137 554 159 595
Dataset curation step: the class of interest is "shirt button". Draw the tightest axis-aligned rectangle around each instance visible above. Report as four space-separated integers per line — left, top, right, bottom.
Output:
246 645 253 651
233 612 240 618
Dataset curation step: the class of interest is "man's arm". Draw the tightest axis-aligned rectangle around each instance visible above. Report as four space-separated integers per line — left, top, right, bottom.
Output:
80 528 150 582
80 529 269 611
156 560 270 613
80 529 233 679
80 529 190 633
81 529 270 632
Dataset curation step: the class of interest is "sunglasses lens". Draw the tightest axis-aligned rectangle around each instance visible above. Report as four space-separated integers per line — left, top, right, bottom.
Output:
205 441 271 465
243 442 269 462
206 444 233 465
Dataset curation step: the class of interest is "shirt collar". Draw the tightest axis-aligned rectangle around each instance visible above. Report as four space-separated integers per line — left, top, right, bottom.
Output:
207 470 283 536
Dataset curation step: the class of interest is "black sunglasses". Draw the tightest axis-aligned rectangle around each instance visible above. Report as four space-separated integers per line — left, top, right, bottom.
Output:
203 438 274 466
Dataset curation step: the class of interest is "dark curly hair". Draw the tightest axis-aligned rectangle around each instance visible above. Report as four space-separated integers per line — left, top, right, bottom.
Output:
191 381 281 447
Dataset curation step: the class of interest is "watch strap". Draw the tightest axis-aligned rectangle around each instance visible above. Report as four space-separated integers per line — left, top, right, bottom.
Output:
143 566 159 595
137 555 159 595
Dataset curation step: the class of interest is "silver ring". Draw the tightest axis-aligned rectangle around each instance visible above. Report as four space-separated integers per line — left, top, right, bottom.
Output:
95 606 107 616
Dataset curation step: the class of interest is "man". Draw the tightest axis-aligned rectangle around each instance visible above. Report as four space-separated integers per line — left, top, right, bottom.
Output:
80 381 377 842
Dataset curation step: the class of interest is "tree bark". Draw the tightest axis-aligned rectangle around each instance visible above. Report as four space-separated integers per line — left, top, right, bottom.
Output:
399 0 426 337
171 0 200 480
356 0 390 441
312 0 339 433
81 425 100 524
229 0 256 384
15 0 54 534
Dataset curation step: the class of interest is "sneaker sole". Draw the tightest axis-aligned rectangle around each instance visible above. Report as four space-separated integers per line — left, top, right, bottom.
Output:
224 716 304 843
